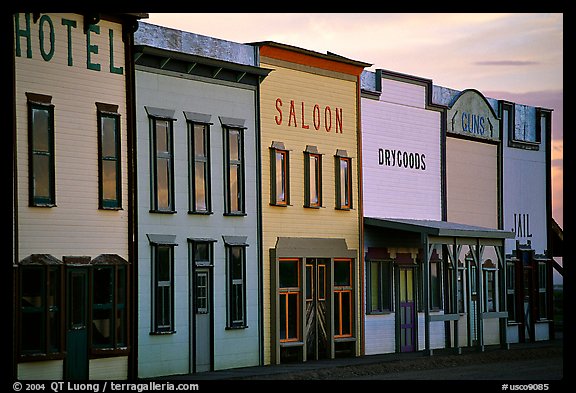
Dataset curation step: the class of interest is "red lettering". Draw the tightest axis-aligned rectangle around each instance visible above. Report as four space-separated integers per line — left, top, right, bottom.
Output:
335 107 343 133
324 106 332 132
301 101 310 129
275 98 283 125
313 104 321 130
288 100 297 127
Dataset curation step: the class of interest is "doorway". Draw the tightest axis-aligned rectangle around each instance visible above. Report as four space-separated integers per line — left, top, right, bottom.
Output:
192 267 213 372
305 258 330 360
398 267 416 352
65 266 89 380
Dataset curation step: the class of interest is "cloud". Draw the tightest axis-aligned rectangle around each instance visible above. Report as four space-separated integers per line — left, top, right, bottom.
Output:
474 60 539 66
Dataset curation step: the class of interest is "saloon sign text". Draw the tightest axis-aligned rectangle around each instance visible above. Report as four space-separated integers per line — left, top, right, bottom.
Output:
275 98 344 134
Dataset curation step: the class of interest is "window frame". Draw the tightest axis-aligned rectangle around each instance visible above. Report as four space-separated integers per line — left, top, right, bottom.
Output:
188 121 212 214
506 260 517 322
223 127 246 215
367 259 393 314
482 259 497 313
429 256 443 311
537 261 548 320
18 262 64 359
335 150 353 210
225 243 248 329
91 259 128 352
333 258 353 338
270 141 290 207
151 244 176 334
27 93 56 207
304 146 322 208
96 103 122 210
279 258 301 342
149 115 176 213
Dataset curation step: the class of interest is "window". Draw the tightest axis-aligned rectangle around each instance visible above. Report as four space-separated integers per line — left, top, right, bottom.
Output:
335 150 352 210
536 108 551 145
189 239 215 314
367 260 392 313
91 255 127 349
19 258 63 357
224 127 245 215
188 121 212 213
505 100 543 150
146 107 176 213
483 259 497 312
27 93 55 207
506 260 517 322
279 259 300 342
97 103 122 209
147 234 177 334
270 141 289 206
224 237 248 328
334 259 353 338
538 261 548 320
429 256 442 310
304 146 322 208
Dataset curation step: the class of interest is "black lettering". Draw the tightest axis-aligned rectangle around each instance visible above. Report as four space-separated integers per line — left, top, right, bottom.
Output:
421 154 426 171
379 148 384 165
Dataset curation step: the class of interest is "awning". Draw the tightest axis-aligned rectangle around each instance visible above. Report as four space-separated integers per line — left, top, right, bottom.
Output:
364 217 515 239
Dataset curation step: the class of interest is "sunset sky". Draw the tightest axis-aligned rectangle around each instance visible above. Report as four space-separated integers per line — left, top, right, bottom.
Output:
146 13 563 230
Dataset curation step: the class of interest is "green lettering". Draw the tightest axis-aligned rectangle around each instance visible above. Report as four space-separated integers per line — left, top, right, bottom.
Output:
38 15 55 61
61 18 77 66
14 13 32 58
108 29 123 75
86 24 101 71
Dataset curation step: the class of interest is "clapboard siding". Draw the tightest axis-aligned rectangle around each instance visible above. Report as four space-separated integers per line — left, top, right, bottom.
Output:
15 13 129 260
89 357 128 380
136 69 261 377
446 137 498 228
364 314 396 355
380 78 427 108
259 60 361 365
17 360 64 381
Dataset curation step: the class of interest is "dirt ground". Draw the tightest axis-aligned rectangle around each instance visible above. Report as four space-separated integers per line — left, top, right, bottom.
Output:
238 341 564 380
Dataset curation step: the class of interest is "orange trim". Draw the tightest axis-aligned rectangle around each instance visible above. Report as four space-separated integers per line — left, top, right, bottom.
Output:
260 45 365 76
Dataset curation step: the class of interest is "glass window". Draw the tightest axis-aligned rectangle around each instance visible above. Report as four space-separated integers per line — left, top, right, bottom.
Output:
270 144 289 206
334 259 353 338
367 260 392 313
506 261 517 322
19 265 62 356
98 109 121 209
335 153 352 210
227 245 247 328
92 264 127 348
538 261 548 320
304 150 322 208
150 117 175 212
430 257 442 310
28 98 55 207
279 259 300 342
152 245 174 333
224 128 245 214
189 122 211 213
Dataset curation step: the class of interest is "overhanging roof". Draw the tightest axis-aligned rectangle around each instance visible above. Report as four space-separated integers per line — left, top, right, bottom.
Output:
365 217 515 239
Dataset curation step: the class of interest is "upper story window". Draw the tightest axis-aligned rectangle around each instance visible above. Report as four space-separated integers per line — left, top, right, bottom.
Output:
335 149 352 210
270 141 289 206
304 145 322 208
503 100 545 150
186 112 213 214
146 107 176 213
27 93 55 207
96 103 122 210
221 118 247 215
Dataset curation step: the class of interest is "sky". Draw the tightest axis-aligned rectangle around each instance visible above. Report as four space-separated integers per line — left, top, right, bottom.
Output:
146 13 564 232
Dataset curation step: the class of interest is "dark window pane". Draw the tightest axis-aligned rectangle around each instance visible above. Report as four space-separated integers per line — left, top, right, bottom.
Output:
276 151 285 202
194 243 209 262
32 108 50 152
287 293 298 339
370 262 379 311
33 154 51 199
101 116 117 158
102 160 118 202
22 312 43 352
93 308 112 346
279 260 299 288
231 282 243 322
157 247 171 282
305 265 312 300
156 120 169 154
334 260 351 286
93 268 113 305
230 247 243 280
279 294 287 340
341 291 351 335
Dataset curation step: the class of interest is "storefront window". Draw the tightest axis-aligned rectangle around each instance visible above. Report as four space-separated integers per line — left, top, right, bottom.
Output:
279 259 300 342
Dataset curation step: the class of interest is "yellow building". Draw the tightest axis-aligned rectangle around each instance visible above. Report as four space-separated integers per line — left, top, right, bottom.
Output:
252 42 370 364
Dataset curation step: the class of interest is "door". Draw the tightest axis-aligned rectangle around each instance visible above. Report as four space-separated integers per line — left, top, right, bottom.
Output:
522 267 534 342
193 268 212 372
398 267 415 352
305 258 329 360
65 267 89 380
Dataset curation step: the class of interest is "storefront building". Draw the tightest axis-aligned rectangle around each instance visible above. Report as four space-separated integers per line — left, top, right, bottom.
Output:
500 99 554 343
252 41 369 364
12 13 145 380
133 23 270 377
361 70 515 356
